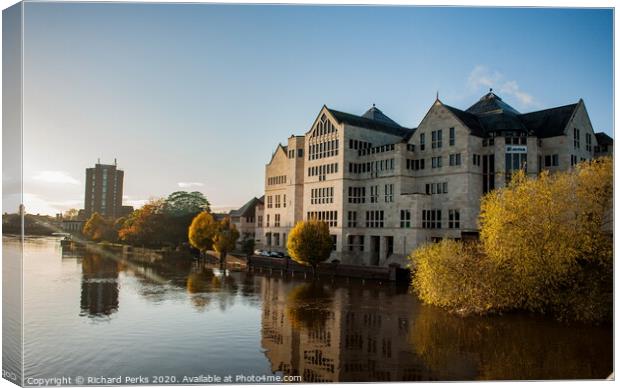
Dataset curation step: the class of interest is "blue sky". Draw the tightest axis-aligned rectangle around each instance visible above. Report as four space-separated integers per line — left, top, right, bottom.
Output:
16 3 613 215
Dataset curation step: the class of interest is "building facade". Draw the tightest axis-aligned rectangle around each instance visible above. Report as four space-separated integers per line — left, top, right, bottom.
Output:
256 92 612 266
83 160 132 219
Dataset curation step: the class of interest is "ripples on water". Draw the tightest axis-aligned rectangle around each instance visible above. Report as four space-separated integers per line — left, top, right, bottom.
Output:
7 236 612 383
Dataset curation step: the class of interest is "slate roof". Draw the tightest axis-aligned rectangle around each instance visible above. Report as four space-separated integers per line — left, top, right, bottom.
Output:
230 197 261 218
595 132 614 146
518 103 579 138
441 93 581 139
327 107 411 137
466 92 521 115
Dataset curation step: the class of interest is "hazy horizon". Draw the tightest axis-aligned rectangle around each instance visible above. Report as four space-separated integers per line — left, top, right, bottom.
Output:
5 3 613 216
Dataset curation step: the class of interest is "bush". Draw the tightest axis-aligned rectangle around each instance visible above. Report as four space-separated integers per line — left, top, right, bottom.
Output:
410 157 613 323
411 240 516 315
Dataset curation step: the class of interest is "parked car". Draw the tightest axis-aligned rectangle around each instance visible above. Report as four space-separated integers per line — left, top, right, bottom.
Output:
259 251 272 257
269 251 285 258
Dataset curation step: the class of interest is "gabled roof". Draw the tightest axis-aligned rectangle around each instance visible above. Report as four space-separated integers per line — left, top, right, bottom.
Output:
466 92 521 115
518 103 579 138
595 132 614 146
442 104 486 137
230 197 261 218
267 143 287 164
326 106 411 137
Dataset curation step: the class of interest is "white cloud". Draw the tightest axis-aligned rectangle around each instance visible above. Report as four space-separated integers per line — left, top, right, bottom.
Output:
178 182 204 188
23 193 62 215
467 65 537 108
125 199 149 208
32 170 80 185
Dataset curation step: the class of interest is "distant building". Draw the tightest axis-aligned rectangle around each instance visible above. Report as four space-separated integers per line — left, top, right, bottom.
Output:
83 159 133 219
61 219 85 233
253 91 613 266
229 196 264 242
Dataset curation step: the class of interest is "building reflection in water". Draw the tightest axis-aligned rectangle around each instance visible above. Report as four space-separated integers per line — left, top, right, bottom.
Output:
79 251 121 319
260 276 613 382
260 277 440 382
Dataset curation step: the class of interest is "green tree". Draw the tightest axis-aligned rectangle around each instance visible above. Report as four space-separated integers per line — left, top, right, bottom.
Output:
212 217 240 267
163 191 211 247
287 219 333 276
188 211 218 256
82 213 115 242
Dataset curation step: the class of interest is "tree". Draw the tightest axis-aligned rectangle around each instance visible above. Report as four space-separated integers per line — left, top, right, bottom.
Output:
163 191 211 247
63 208 79 220
212 217 240 267
241 237 255 257
286 219 333 276
82 213 115 242
118 199 167 246
164 191 210 216
188 211 218 256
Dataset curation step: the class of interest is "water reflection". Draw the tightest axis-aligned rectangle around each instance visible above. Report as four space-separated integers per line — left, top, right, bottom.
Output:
260 277 613 381
56 241 614 381
79 252 120 318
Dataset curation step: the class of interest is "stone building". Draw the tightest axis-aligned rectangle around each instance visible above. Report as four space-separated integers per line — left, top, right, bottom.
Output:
255 91 612 266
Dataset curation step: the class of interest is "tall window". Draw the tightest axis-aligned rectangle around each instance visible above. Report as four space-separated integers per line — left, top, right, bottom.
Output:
586 133 592 152
400 210 411 228
431 130 443 149
274 214 280 227
449 127 455 146
482 154 495 194
384 184 394 202
432 156 442 168
574 128 581 149
370 185 378 203
420 133 425 151
275 195 281 208
347 211 357 228
505 152 527 182
267 196 273 208
448 209 460 229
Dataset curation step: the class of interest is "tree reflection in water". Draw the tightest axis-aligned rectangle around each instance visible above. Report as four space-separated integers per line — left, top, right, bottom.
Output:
409 304 613 380
285 282 334 331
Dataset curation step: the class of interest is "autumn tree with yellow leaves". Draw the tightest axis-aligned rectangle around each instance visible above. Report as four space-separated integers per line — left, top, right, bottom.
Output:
410 157 613 322
287 219 333 276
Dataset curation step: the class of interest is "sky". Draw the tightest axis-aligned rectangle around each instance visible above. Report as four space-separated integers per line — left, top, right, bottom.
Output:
8 3 614 215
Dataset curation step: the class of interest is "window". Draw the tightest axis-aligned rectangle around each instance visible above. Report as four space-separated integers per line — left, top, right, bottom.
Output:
275 195 281 208
574 128 580 149
585 133 592 152
384 184 394 202
422 209 442 229
266 214 270 227
310 187 334 204
449 127 455 146
505 152 527 182
544 154 559 167
431 130 443 149
283 194 286 208
571 155 578 166
306 211 338 227
432 156 442 168
482 154 495 194
420 133 425 151
370 185 379 203
449 153 461 166
400 210 411 228
347 211 357 228
274 214 281 227
448 209 460 229
267 196 273 208
297 148 304 158
473 154 481 166
348 187 366 204
365 210 384 228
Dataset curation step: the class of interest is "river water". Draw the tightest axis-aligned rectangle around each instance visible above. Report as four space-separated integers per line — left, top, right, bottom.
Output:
4 236 613 383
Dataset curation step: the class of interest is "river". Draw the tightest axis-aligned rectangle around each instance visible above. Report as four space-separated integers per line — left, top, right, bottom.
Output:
3 236 613 383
